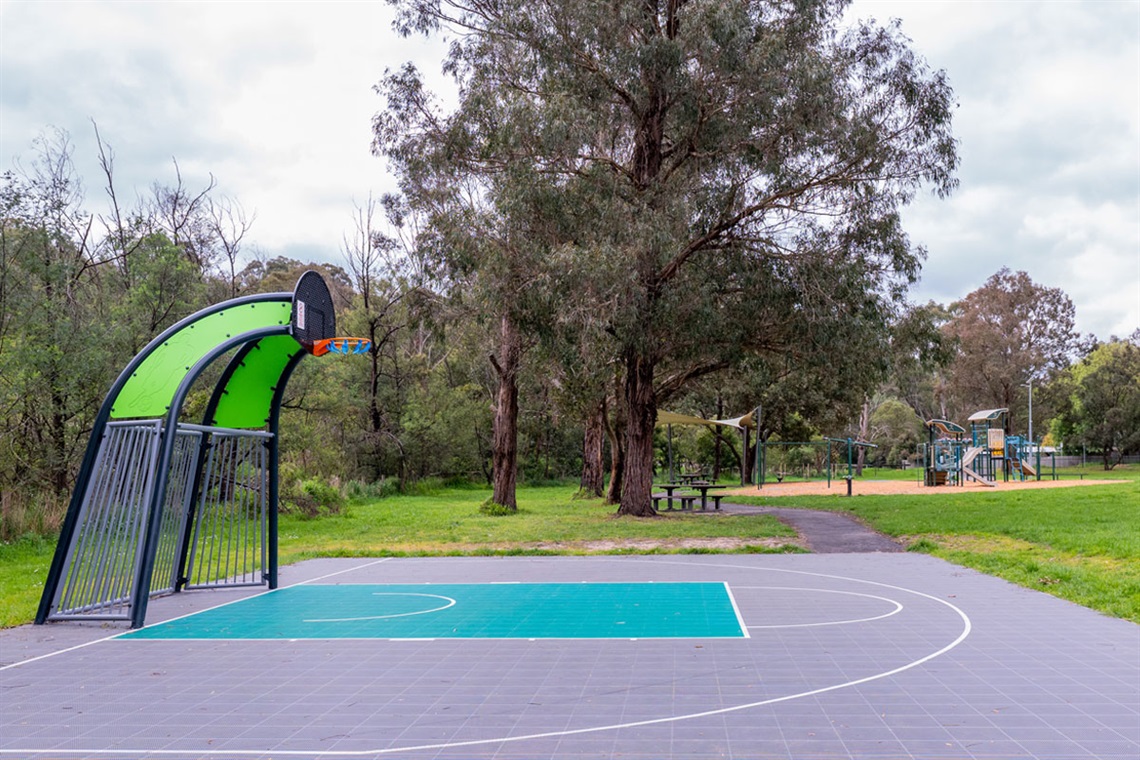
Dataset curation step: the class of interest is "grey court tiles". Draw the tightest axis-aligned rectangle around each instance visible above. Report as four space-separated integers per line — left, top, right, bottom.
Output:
1 553 1137 759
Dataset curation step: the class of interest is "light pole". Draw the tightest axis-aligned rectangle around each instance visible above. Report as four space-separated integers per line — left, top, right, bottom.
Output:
1024 379 1033 446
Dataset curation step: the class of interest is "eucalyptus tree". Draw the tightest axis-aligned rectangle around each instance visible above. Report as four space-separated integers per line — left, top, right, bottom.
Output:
0 130 111 499
375 40 571 510
942 268 1079 430
1052 335 1140 470
378 0 957 515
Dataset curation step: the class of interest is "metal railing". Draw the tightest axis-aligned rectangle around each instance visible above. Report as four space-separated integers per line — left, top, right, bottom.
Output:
182 425 272 589
46 421 271 622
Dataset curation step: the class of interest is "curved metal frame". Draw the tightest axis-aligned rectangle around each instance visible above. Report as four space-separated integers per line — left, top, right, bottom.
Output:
37 294 310 627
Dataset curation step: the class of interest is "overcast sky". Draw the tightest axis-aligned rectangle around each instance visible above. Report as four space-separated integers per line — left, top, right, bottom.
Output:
2 0 1137 340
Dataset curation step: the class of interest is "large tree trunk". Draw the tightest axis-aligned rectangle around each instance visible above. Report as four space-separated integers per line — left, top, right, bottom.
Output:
579 399 606 498
490 314 521 509
617 350 657 516
856 396 872 476
604 395 624 504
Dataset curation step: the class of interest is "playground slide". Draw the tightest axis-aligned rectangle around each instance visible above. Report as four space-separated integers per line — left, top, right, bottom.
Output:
1019 460 1036 477
961 446 984 467
962 465 996 486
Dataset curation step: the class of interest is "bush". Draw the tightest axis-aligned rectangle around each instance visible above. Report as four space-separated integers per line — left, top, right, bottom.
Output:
344 478 401 501
405 477 447 496
0 489 66 541
282 476 345 519
479 499 518 516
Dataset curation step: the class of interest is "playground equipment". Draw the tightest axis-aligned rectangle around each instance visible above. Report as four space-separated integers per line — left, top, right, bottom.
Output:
966 408 1006 483
921 419 968 487
36 272 370 628
757 437 877 491
922 408 1045 486
921 411 1004 487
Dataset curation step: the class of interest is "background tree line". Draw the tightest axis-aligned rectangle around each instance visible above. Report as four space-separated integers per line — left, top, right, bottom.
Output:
4 126 1134 543
4 0 1138 537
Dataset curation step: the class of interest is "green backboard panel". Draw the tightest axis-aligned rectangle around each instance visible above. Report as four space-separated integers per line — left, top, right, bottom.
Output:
120 583 748 640
211 335 306 429
111 300 293 419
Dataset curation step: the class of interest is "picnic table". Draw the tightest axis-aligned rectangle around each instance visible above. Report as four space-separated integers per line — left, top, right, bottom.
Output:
677 472 705 485
652 483 691 511
653 482 727 511
687 482 727 511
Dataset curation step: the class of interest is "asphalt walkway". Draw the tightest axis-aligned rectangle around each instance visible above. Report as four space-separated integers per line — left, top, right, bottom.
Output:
719 502 905 553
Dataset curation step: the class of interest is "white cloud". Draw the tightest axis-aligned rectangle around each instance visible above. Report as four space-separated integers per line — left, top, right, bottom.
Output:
3 0 1138 340
850 0 1140 339
1 0 449 258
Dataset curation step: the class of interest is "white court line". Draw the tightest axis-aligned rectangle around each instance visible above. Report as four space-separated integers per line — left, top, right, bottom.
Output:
0 558 393 670
295 557 394 585
733 586 904 629
0 558 972 757
721 581 751 638
0 630 125 673
304 592 456 623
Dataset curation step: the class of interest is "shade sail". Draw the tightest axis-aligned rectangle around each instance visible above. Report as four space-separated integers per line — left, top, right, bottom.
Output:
656 410 756 430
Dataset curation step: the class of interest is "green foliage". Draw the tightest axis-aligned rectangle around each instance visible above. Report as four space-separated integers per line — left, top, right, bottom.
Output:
1052 337 1140 469
479 499 518 516
344 478 401 501
281 472 346 519
868 399 924 467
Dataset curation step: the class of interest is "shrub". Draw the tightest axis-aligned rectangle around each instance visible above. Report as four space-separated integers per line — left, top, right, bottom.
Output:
344 478 401 501
282 477 345 519
479 499 518 516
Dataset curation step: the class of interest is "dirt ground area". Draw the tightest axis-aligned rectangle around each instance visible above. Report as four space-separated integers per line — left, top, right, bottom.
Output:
721 476 1127 497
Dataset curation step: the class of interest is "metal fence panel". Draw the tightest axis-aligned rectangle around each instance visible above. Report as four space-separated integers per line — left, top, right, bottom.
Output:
184 427 272 589
46 422 271 622
51 421 163 620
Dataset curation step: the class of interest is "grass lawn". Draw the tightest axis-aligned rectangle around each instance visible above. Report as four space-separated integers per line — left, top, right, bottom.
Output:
3 468 1136 627
0 486 796 628
732 466 1140 623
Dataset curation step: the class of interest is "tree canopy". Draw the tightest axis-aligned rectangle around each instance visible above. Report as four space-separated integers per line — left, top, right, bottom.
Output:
941 267 1079 430
377 0 958 514
1052 335 1140 469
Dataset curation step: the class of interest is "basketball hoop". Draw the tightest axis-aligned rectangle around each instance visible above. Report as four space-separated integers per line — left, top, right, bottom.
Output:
306 337 372 357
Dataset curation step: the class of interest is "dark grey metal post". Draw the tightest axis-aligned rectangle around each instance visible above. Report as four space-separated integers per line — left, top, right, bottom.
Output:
267 351 307 589
130 326 290 628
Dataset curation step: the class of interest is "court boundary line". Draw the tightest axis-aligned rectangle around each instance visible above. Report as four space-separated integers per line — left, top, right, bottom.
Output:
733 585 904 629
119 579 749 641
722 581 751 638
0 558 972 757
0 558 393 672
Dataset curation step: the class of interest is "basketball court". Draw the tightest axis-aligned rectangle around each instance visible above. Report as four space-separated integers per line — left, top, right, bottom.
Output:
2 553 1137 759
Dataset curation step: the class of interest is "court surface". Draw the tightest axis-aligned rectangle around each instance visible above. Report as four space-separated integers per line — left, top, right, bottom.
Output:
120 582 748 640
2 553 1137 759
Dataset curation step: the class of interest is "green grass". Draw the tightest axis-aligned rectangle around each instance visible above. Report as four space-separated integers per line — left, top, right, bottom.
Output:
732 466 1140 622
0 485 797 628
4 470 1137 628
277 485 797 562
0 535 56 629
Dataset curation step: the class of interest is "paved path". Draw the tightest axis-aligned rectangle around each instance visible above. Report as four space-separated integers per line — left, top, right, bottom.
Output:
720 502 905 553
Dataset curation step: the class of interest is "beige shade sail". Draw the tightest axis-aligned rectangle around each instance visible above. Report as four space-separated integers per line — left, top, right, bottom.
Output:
655 410 756 430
